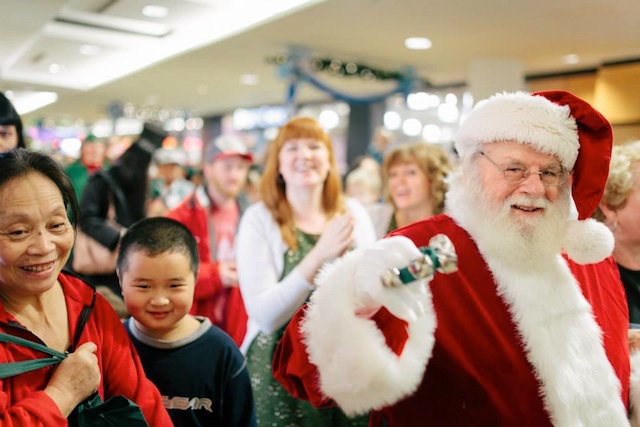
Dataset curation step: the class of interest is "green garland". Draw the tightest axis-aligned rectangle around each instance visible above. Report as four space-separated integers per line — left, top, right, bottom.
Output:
267 54 431 86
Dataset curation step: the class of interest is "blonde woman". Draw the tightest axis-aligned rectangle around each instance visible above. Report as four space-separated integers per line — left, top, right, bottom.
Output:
368 141 453 238
236 117 375 426
595 140 640 325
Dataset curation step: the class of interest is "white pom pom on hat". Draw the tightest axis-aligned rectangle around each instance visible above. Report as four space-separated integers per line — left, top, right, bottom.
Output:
455 90 614 264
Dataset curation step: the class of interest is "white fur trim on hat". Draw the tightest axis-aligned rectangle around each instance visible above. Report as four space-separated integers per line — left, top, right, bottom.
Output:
455 92 579 169
562 218 614 264
301 249 436 416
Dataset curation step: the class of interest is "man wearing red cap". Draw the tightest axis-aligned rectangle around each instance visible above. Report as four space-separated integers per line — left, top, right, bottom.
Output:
167 135 253 346
272 91 634 426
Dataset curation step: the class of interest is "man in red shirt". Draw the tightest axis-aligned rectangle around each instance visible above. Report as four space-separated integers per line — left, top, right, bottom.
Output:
167 135 252 346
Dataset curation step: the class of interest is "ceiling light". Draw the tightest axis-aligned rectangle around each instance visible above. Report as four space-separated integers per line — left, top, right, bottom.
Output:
9 0 320 91
11 91 58 115
405 37 432 50
563 54 580 64
79 44 101 56
48 63 60 74
142 5 169 18
239 74 260 86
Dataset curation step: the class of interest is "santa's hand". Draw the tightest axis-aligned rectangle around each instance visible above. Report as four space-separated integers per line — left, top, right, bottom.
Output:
354 236 431 322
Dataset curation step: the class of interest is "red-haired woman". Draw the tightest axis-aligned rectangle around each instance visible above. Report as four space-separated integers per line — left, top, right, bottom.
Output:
236 117 375 426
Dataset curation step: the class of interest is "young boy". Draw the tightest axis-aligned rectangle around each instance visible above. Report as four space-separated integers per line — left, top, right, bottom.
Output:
117 217 256 426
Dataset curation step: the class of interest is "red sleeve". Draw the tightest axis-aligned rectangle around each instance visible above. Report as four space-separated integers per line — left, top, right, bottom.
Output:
272 305 409 407
0 391 67 426
166 201 223 301
194 261 223 300
273 305 335 408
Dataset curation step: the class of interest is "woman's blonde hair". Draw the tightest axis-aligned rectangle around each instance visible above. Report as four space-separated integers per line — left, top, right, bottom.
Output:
259 117 345 248
594 140 640 220
381 142 452 214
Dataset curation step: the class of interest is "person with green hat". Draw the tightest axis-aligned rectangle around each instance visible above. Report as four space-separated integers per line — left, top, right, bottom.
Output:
65 134 108 204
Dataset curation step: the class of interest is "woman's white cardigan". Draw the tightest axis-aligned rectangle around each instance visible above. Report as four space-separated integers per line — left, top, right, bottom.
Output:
236 199 376 354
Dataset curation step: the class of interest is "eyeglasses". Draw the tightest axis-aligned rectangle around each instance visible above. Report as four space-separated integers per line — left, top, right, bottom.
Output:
479 151 568 187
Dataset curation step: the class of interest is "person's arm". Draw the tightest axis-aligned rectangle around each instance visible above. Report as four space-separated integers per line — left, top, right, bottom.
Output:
237 205 314 334
0 391 68 426
0 341 100 425
78 172 121 250
274 236 438 416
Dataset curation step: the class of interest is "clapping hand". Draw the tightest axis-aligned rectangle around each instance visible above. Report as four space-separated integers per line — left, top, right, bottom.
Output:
219 261 238 288
313 213 355 263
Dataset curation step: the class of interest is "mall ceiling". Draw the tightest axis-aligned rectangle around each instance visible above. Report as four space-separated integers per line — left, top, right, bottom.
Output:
2 0 639 124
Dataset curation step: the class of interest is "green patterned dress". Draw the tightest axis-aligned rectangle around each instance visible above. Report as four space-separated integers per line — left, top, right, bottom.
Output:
245 229 370 427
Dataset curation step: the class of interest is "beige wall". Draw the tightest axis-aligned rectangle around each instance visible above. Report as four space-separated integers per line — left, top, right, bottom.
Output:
527 63 640 145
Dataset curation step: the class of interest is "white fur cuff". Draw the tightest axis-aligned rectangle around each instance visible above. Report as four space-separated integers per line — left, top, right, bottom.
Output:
302 250 437 415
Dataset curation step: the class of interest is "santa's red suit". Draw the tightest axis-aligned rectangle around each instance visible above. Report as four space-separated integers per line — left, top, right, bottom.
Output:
273 214 631 426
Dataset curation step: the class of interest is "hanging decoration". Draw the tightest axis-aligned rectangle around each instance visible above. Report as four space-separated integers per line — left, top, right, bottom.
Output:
267 46 431 114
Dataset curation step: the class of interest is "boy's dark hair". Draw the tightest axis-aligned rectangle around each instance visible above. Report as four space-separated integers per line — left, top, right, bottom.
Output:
117 217 199 275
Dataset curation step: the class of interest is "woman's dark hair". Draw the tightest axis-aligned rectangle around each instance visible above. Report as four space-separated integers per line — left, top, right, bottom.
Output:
117 216 199 275
0 93 26 148
0 148 79 225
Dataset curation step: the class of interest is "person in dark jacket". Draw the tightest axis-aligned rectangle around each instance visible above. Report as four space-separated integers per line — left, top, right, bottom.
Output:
74 122 167 296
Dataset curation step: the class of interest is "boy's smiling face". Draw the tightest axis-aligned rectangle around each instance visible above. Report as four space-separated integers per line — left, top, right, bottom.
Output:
120 250 197 341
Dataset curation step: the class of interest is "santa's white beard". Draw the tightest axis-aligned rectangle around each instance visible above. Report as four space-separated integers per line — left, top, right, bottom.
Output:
446 168 572 267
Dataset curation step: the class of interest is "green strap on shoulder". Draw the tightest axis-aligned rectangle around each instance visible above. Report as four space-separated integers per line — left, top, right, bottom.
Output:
0 287 95 379
0 332 67 379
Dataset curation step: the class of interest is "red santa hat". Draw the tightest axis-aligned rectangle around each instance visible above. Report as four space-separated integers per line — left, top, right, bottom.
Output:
455 90 614 264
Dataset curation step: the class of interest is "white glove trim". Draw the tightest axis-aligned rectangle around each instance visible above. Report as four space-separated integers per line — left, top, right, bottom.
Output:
301 248 437 416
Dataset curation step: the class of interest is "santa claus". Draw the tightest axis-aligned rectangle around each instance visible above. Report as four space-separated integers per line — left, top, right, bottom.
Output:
272 90 637 426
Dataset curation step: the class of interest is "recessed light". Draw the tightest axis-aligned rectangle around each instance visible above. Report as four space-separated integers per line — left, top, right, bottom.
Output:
142 5 169 18
405 37 432 50
563 54 580 64
48 63 60 74
79 44 101 56
240 74 259 86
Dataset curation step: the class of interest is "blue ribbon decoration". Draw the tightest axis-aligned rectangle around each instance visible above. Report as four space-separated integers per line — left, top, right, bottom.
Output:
275 48 420 109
